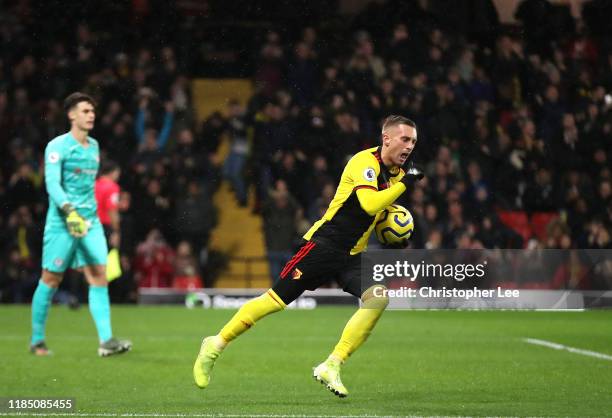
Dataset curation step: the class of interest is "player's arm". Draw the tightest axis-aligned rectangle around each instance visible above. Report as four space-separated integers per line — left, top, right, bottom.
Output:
44 144 89 237
355 167 424 216
108 188 121 232
44 144 71 210
156 102 174 149
109 209 120 232
356 184 407 216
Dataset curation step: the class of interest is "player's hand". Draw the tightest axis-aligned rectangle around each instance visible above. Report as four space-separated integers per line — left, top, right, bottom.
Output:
66 210 90 238
400 164 424 189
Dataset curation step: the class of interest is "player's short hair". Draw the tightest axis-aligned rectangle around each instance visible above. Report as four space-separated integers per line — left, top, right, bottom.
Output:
64 92 96 113
99 159 119 175
381 115 416 133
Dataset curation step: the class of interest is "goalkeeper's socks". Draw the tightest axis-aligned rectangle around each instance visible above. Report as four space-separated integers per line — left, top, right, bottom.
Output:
219 289 286 342
31 280 57 345
331 294 389 362
89 285 113 343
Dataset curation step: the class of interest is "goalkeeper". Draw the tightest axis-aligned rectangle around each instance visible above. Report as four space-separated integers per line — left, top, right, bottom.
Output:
194 115 423 397
30 92 131 357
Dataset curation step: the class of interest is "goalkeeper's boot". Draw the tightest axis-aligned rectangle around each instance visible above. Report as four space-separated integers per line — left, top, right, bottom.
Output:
193 337 221 389
313 359 349 398
30 341 52 356
98 338 132 357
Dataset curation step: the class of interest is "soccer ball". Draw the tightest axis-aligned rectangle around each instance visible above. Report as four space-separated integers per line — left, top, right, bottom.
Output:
375 204 414 245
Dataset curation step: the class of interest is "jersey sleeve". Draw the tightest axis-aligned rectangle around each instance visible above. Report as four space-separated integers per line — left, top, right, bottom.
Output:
44 140 70 210
345 152 380 191
356 183 406 216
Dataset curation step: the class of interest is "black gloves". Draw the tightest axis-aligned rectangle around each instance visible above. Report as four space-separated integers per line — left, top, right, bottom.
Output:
400 165 425 189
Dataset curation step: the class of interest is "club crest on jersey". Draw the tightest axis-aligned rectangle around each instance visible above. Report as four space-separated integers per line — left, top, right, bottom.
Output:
48 151 60 164
363 167 376 182
291 268 303 280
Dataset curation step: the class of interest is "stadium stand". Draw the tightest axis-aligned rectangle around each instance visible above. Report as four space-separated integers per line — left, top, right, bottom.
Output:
0 0 610 302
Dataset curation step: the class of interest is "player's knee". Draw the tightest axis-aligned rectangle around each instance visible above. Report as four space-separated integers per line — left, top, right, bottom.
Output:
84 265 107 287
88 276 108 287
360 284 389 309
41 270 62 288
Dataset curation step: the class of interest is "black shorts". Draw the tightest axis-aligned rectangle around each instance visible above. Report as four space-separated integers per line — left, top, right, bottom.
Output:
271 239 363 305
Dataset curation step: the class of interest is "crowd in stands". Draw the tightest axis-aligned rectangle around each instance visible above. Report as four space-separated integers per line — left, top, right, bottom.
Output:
0 0 611 302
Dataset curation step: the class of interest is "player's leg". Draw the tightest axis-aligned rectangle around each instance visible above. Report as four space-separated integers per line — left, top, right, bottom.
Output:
30 270 63 355
193 288 288 388
313 257 389 397
82 264 131 356
82 264 112 342
329 284 389 361
78 222 131 356
194 240 321 389
31 228 76 355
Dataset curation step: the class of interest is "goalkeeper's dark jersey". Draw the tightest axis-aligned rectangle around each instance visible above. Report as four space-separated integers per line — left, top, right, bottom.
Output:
303 146 405 255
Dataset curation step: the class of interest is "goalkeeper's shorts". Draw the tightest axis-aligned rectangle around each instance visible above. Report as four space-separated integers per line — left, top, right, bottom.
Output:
271 239 363 305
42 220 108 273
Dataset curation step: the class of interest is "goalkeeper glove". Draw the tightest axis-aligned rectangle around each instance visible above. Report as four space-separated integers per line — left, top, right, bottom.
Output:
400 164 424 189
61 204 90 237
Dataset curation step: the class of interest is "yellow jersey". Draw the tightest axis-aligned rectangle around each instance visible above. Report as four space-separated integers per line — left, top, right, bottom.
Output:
303 146 405 255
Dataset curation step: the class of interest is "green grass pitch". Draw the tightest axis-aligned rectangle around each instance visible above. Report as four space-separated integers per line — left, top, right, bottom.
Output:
1 306 612 417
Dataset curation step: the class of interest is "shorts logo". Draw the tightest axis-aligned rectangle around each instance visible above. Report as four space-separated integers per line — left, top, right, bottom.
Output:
48 151 60 164
363 167 376 182
291 268 303 280
53 258 64 267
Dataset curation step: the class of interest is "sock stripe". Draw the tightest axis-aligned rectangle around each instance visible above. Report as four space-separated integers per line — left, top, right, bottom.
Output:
280 241 315 279
266 290 285 308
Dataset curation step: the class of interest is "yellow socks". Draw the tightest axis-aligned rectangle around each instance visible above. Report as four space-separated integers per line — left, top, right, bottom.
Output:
218 289 286 344
212 285 385 363
331 287 389 362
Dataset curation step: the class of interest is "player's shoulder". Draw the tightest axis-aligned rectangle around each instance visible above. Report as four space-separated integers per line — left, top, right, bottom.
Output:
87 136 99 147
45 133 73 159
46 133 70 148
346 147 381 172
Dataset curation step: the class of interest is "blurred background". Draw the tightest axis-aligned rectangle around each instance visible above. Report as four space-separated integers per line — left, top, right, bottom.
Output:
0 0 610 304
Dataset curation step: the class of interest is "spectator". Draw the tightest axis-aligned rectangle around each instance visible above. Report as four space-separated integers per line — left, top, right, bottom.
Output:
7 163 40 212
134 229 175 288
1 1 611 299
174 180 217 269
133 178 171 241
135 97 174 151
2 206 40 302
262 180 302 284
287 42 318 107
173 241 203 289
223 100 250 206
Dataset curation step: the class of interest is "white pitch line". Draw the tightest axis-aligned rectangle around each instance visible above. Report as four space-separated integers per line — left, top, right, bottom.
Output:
524 338 612 361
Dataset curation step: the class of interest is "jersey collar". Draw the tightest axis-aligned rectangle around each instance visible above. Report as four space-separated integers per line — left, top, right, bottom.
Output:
374 146 400 177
